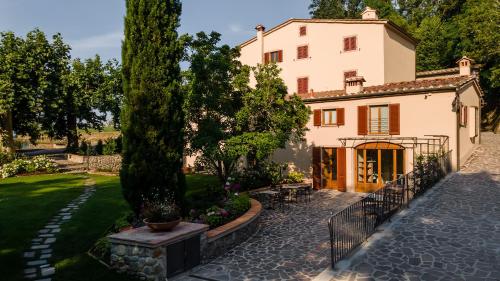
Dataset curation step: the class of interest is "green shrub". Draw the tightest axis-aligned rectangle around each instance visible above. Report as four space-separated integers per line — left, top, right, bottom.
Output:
79 141 89 155
0 152 14 165
202 206 227 228
225 193 250 217
103 138 117 155
95 140 104 155
286 171 304 183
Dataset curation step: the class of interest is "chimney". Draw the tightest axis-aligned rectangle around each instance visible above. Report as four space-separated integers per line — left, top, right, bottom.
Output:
361 7 378 20
457 56 474 76
345 76 366 95
255 24 266 64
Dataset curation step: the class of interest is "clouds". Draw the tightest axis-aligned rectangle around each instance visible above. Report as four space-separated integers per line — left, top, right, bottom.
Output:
69 30 123 51
228 23 252 35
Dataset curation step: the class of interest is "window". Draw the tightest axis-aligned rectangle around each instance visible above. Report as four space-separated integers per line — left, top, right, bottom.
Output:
460 105 468 127
343 36 357 52
299 26 307 36
323 109 337 125
297 77 308 94
264 50 283 64
369 105 389 134
297 45 308 59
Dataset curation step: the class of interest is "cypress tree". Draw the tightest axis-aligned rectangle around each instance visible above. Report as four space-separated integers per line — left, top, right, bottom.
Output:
121 0 186 215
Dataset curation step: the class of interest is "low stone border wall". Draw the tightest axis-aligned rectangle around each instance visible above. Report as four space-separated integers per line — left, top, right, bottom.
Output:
67 154 122 173
201 198 262 262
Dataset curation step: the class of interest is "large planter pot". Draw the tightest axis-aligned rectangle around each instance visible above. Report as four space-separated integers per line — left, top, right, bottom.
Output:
143 218 181 232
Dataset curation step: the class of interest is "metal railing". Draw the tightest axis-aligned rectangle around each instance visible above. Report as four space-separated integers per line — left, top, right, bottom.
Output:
328 151 451 268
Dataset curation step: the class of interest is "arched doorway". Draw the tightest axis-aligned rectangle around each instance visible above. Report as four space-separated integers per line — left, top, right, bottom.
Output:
355 142 404 193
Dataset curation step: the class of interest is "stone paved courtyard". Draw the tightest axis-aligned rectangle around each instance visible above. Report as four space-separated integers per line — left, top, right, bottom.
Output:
329 133 500 281
173 190 362 281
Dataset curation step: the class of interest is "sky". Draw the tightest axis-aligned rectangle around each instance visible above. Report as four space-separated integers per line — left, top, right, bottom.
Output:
0 0 310 62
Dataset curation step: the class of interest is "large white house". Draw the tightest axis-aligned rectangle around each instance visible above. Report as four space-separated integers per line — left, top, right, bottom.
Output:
238 7 483 193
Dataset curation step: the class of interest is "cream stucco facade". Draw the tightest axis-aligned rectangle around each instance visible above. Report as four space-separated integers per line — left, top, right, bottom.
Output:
236 11 482 193
240 19 416 94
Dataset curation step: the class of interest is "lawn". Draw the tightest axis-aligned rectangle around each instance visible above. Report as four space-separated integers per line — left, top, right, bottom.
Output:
0 173 219 281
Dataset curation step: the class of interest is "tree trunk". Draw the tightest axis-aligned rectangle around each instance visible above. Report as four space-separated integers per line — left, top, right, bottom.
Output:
5 110 15 153
66 113 78 152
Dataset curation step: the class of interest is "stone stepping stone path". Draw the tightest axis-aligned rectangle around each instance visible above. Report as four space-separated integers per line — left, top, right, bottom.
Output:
23 177 96 280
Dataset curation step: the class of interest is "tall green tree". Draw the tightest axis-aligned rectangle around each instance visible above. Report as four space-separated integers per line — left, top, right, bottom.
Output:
184 31 249 183
309 0 363 19
0 29 55 152
121 0 186 214
230 64 310 169
97 59 123 129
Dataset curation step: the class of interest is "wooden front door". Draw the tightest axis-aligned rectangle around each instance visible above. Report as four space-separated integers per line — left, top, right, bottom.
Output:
355 143 404 193
322 148 338 189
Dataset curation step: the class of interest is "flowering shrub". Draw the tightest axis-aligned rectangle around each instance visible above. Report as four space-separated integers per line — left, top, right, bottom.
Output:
194 191 251 229
0 156 58 178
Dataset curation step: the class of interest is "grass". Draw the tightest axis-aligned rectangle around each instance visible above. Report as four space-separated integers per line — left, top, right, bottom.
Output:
0 173 219 281
0 174 87 281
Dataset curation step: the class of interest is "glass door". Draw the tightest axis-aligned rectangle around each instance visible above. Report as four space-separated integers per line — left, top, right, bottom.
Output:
321 148 338 189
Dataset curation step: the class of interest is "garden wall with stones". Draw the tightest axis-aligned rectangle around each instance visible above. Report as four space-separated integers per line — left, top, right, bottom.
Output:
201 199 262 262
110 244 166 281
67 154 122 173
87 155 121 173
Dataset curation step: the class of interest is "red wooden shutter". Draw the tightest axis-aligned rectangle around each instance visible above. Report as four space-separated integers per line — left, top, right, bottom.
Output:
303 46 308 58
313 109 321 126
337 147 346 192
312 147 321 189
344 38 349 51
278 50 283 62
264 52 270 64
337 108 345 125
358 106 368 135
350 36 357 50
297 77 308 94
389 103 400 135
300 26 306 36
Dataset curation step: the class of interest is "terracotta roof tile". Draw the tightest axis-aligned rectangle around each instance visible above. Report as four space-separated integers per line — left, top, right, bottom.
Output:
300 76 475 101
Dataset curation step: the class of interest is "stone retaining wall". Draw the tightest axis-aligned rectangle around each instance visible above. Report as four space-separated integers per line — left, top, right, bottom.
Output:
110 244 166 281
67 154 122 173
201 199 262 262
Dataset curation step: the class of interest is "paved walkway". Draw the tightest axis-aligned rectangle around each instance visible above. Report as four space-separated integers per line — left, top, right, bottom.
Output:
23 177 96 280
174 190 362 281
329 133 500 281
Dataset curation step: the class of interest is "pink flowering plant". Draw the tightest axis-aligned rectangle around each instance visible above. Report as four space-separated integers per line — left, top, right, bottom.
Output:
193 178 250 229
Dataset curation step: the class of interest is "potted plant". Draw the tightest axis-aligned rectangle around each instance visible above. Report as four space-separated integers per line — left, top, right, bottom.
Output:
142 195 181 231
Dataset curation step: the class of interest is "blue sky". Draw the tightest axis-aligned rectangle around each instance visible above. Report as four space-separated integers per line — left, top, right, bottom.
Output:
0 0 310 61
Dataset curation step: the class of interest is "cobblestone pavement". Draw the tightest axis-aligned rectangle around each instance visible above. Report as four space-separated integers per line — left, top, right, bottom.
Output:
22 177 96 281
173 190 362 281
329 133 500 281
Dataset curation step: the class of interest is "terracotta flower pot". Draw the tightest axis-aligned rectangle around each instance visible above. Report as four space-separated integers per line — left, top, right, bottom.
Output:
143 218 181 232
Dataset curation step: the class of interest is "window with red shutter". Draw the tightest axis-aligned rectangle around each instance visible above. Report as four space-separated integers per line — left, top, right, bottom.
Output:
297 45 308 59
264 52 270 64
268 50 282 63
337 108 345 125
389 103 400 135
343 36 357 51
358 106 368 135
297 77 308 94
313 109 321 126
299 26 307 36
350 36 357 50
